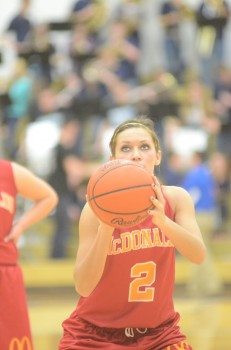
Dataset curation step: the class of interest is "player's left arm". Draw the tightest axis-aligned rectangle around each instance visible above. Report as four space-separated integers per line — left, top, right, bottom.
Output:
149 179 206 264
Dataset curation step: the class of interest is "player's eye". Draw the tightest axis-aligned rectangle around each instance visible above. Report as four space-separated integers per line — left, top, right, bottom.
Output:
121 145 130 152
141 144 150 150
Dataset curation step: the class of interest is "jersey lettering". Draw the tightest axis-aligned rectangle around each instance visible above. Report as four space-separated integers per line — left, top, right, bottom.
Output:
109 228 173 255
0 192 14 214
128 261 156 302
9 336 32 350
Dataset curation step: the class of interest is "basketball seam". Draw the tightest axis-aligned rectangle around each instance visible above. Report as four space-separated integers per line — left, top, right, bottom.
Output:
89 184 152 201
90 203 154 215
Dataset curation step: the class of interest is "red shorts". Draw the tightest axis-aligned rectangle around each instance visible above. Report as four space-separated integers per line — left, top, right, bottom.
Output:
59 312 193 350
0 264 33 350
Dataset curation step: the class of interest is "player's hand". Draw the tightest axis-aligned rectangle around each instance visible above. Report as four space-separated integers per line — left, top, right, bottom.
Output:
148 176 166 230
86 194 114 234
98 220 114 232
4 223 23 244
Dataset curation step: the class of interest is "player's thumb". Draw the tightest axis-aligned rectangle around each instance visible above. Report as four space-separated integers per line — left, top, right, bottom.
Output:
4 234 13 243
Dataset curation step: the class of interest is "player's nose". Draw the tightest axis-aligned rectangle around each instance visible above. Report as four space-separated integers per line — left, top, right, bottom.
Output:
131 148 142 160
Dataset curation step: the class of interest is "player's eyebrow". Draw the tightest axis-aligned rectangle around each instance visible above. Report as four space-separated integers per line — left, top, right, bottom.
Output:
119 139 151 144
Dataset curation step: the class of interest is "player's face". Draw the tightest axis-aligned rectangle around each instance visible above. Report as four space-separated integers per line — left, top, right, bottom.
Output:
111 127 161 174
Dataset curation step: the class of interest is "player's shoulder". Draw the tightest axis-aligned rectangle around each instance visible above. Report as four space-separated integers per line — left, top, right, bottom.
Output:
162 185 193 205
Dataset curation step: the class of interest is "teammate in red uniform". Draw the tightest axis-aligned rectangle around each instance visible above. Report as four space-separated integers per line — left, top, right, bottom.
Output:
0 159 58 350
59 116 206 350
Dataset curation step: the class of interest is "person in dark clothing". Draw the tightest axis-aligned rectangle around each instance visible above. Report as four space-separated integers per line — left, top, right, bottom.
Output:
49 117 84 259
195 0 229 88
6 0 33 55
159 0 186 80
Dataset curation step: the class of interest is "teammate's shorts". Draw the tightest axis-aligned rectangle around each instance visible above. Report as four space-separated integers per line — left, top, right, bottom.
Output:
58 312 193 350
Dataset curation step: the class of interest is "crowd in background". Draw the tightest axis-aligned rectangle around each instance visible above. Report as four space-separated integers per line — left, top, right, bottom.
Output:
0 0 230 263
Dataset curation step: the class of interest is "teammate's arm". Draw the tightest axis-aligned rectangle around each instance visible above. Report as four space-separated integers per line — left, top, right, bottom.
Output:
4 162 58 243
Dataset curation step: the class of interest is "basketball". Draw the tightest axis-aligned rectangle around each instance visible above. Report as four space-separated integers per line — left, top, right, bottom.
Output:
87 159 154 228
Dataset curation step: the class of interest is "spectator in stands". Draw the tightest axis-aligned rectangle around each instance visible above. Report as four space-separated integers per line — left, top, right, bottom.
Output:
210 151 231 234
195 0 230 88
181 151 223 296
112 0 144 48
5 0 33 56
101 19 141 85
69 23 100 76
213 65 231 155
29 22 56 85
49 117 84 259
70 0 108 35
177 73 220 153
3 58 32 160
159 0 186 80
162 151 185 187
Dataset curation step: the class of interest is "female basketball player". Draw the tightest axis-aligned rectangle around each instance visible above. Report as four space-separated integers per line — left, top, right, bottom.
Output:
0 159 58 350
59 116 206 349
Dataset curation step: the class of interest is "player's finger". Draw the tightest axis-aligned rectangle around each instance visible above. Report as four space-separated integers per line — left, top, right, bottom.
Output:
4 234 13 243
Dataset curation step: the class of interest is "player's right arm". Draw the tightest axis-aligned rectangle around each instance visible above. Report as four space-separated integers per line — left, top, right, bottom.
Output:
74 202 114 297
4 162 58 243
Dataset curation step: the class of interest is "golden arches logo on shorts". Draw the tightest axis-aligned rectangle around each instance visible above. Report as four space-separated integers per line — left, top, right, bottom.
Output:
9 336 32 350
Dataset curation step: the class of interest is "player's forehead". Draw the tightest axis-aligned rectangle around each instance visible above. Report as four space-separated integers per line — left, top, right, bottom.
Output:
116 127 153 143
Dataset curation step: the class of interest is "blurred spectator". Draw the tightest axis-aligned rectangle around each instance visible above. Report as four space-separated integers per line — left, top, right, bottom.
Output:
213 65 231 155
5 0 33 56
181 151 223 297
159 0 186 80
70 0 108 35
177 74 220 153
55 72 83 115
71 62 109 160
162 151 185 187
162 115 182 153
112 0 144 48
69 23 100 76
101 19 141 85
48 117 84 259
3 58 32 159
28 22 56 85
144 69 179 139
20 85 66 179
195 0 230 88
0 84 10 157
29 86 64 122
210 151 231 234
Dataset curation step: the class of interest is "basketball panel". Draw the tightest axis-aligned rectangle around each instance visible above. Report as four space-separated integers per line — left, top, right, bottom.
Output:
87 160 153 200
91 185 153 215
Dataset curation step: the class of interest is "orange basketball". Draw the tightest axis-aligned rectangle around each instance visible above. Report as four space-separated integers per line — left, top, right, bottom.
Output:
87 159 154 228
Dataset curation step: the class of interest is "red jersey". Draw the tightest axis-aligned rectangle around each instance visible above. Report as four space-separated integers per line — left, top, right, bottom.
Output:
0 159 18 264
76 195 177 328
0 159 33 350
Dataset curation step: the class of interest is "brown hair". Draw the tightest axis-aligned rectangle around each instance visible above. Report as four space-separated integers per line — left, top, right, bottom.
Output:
109 116 161 156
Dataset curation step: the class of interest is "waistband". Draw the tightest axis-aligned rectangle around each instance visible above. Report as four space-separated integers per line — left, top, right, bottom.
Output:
125 328 148 337
75 315 156 340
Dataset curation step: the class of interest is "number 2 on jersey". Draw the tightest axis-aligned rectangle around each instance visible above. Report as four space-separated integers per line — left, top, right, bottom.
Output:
128 261 156 302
